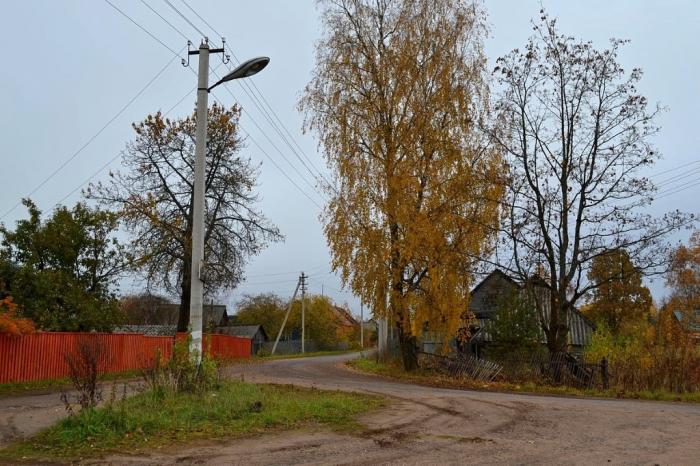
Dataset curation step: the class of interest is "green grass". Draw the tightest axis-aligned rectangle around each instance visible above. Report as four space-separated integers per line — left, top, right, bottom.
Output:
348 356 700 403
0 381 384 462
0 370 142 398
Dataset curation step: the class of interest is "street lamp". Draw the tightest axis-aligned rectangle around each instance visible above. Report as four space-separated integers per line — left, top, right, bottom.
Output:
209 56 269 91
189 42 268 361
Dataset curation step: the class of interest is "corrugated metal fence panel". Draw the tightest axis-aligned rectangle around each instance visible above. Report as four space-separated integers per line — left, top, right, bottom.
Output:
0 332 247 384
176 332 252 359
207 333 251 359
0 332 174 384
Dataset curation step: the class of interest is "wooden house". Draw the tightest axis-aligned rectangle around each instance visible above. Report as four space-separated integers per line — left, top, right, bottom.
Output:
467 270 594 354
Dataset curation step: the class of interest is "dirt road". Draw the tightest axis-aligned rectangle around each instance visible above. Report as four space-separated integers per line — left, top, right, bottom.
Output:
0 381 137 449
102 352 700 465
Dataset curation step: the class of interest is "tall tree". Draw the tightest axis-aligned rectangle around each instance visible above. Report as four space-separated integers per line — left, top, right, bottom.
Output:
490 11 689 353
300 0 503 369
0 200 126 331
584 248 652 335
665 230 700 312
88 104 282 331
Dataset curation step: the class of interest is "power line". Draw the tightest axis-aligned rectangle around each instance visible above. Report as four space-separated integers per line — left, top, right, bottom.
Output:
1 44 186 221
207 88 324 210
179 0 221 40
244 263 330 278
178 0 331 189
208 68 325 198
650 159 700 179
240 278 300 286
139 0 190 42
163 0 209 42
53 84 198 209
104 0 183 58
655 166 700 188
131 0 325 206
104 0 324 210
225 50 330 185
654 178 700 200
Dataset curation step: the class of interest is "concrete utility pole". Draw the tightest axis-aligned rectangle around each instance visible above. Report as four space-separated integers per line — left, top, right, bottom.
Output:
360 302 364 349
186 39 269 362
188 41 210 359
271 277 301 355
300 272 307 353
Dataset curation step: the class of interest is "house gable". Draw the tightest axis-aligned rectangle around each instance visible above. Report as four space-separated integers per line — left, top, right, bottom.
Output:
469 270 520 318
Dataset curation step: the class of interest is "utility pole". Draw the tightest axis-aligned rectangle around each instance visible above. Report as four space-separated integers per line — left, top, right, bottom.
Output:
271 277 301 355
360 301 364 349
300 272 307 353
185 39 269 362
188 41 211 360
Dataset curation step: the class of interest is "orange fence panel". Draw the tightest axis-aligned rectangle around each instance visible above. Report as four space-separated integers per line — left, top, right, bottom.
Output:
0 332 173 384
206 333 252 359
175 333 252 359
0 332 249 384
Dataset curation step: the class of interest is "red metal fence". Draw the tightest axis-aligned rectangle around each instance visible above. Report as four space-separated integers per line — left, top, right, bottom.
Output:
0 332 251 384
206 333 251 360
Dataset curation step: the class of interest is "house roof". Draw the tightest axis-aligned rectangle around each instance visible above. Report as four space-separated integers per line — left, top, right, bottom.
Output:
673 310 700 333
334 306 358 327
469 269 520 297
215 325 268 340
114 324 177 336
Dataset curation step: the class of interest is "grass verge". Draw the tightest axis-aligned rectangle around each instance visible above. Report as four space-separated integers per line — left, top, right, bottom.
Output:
348 356 700 403
0 370 142 398
0 381 384 462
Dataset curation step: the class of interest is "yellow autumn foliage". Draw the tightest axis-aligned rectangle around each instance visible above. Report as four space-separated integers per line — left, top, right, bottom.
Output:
300 0 503 366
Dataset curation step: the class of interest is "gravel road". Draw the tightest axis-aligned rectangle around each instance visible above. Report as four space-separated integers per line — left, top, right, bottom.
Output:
106 352 700 465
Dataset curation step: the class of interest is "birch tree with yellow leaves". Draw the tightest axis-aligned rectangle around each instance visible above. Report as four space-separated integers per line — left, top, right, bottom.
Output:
300 0 504 369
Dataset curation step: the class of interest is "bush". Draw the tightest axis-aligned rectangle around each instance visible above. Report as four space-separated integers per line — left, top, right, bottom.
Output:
142 338 220 396
63 337 109 410
586 317 700 394
482 290 542 359
0 296 34 335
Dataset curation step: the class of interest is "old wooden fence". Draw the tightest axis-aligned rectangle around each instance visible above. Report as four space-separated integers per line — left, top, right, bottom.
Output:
418 351 503 382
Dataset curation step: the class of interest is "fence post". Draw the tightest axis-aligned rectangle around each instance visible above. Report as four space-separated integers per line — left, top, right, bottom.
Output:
601 357 609 390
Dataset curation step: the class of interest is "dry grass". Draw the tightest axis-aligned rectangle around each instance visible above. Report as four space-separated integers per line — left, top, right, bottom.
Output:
348 356 700 403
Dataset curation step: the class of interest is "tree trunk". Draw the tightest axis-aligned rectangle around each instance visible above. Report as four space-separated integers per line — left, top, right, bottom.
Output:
177 256 192 332
399 327 418 371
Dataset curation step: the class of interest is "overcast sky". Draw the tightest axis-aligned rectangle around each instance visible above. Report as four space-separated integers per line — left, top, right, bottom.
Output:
1 1 697 315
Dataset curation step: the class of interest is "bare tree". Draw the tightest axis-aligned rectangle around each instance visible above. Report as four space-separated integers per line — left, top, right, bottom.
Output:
490 11 692 353
87 104 282 330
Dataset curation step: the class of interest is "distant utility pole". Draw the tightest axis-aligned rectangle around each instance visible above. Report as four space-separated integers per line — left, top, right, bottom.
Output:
300 272 308 353
271 277 301 355
360 302 364 349
185 39 269 362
